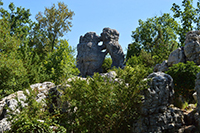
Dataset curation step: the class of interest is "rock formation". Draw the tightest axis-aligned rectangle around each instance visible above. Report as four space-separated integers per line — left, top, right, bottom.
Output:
184 31 200 64
0 82 56 132
154 30 200 72
101 27 125 68
76 32 107 77
168 47 186 67
154 60 169 72
132 72 185 132
76 28 125 77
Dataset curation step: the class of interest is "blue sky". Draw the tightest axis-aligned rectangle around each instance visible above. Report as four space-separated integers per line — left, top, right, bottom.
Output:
2 0 199 54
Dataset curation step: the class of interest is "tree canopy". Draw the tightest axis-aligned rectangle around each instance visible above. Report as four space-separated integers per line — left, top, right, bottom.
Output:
35 2 75 51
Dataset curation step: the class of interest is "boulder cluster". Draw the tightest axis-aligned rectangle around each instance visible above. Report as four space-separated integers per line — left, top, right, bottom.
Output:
154 31 200 72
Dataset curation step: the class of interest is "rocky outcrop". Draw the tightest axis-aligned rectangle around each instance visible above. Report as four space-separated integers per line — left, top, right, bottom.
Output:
76 32 107 77
76 28 125 77
184 31 200 64
168 47 186 67
132 72 185 132
154 30 200 71
0 82 56 132
101 28 125 68
154 60 169 72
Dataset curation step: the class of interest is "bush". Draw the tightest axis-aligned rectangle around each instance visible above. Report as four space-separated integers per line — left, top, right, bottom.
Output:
0 53 29 100
126 55 153 76
126 49 156 68
19 44 50 85
60 66 148 132
102 57 112 73
44 40 79 84
7 65 149 132
166 61 200 103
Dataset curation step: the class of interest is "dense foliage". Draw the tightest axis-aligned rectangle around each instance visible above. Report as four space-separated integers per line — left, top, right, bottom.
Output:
0 1 78 99
166 61 200 103
8 66 148 132
127 0 200 67
1 0 200 132
171 0 200 46
102 57 112 73
127 13 179 66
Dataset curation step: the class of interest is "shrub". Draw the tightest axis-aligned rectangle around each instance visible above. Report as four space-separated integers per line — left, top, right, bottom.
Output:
44 40 79 84
19 44 50 85
102 57 112 73
166 61 200 103
7 65 149 133
126 56 153 77
60 66 148 132
0 53 29 100
126 49 157 69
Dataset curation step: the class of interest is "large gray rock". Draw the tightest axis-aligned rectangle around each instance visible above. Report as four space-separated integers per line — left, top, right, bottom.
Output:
0 82 56 132
168 47 186 67
76 32 107 77
154 60 169 72
184 31 200 64
132 72 184 132
101 28 125 68
142 72 174 115
0 118 10 133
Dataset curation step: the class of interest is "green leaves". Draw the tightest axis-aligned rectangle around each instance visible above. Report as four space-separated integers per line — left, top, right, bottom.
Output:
102 57 112 73
61 66 148 132
166 61 200 103
0 53 29 99
35 2 74 51
44 39 79 84
171 0 200 46
128 13 179 66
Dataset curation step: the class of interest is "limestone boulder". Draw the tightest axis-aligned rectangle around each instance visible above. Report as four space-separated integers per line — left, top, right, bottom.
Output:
76 32 107 77
132 72 185 132
154 60 169 72
168 47 186 67
101 28 125 69
184 31 200 64
0 82 56 132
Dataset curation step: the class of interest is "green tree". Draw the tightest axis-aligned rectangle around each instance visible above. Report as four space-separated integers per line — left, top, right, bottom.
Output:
171 0 200 46
35 2 74 51
0 19 29 99
127 13 179 65
0 1 32 43
28 22 51 58
44 39 79 84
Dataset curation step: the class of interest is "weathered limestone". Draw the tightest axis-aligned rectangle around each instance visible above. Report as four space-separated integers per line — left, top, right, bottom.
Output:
76 28 125 77
76 32 107 77
101 28 125 68
168 47 186 67
184 31 200 65
132 72 184 132
154 60 169 72
0 82 56 132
